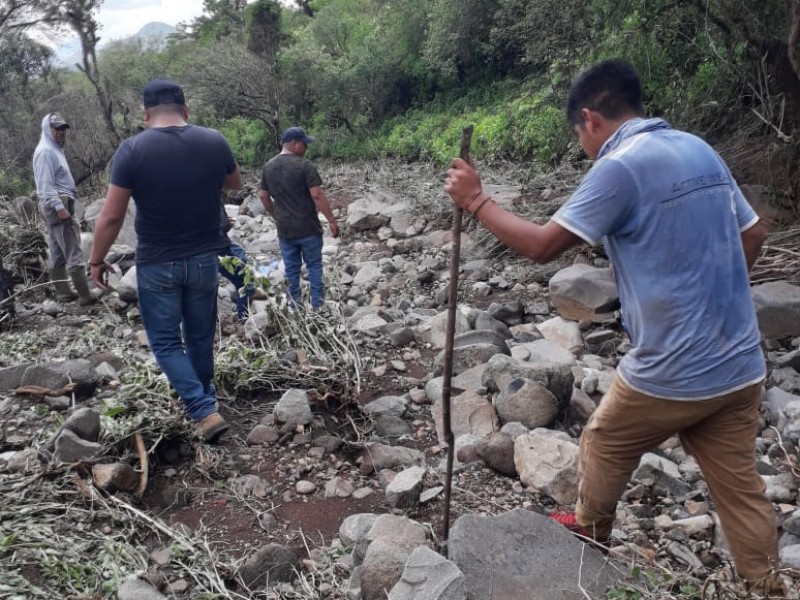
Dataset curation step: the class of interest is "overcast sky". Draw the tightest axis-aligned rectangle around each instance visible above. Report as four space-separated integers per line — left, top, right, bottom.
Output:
97 0 206 42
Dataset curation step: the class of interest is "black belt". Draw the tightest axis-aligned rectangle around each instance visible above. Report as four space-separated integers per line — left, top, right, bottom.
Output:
59 195 76 215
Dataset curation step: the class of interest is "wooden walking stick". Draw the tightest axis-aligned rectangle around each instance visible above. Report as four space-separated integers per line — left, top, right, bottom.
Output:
441 124 473 551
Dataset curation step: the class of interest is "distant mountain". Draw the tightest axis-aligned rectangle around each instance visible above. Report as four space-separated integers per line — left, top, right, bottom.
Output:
54 22 177 69
134 22 177 48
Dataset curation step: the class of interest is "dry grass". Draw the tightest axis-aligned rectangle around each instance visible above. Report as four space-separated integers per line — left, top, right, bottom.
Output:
0 291 364 598
753 228 800 285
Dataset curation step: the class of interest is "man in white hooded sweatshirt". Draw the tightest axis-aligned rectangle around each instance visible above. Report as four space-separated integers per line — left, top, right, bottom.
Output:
32 112 95 305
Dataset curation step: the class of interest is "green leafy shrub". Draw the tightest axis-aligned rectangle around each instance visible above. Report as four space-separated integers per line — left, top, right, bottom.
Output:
0 169 30 198
215 117 271 167
374 83 569 165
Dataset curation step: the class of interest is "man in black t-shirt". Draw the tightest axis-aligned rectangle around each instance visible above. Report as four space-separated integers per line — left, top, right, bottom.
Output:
258 127 340 309
89 79 241 443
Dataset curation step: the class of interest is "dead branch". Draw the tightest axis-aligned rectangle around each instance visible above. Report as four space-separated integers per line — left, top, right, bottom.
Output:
14 383 77 397
72 472 99 502
133 432 148 497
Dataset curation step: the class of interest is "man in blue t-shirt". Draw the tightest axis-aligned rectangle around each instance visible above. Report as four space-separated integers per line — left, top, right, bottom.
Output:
89 79 241 444
445 60 782 593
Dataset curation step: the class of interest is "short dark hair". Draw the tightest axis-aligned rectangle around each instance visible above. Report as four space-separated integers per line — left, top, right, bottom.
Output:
566 59 645 126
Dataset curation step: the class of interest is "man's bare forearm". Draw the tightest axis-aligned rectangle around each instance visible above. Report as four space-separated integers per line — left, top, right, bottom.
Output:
741 221 767 272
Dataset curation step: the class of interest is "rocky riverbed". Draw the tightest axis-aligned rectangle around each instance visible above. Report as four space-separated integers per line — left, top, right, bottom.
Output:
1 160 800 599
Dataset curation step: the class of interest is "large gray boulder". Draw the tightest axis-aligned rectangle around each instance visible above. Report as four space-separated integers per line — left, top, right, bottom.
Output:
116 265 139 302
363 395 409 419
386 466 426 508
425 364 488 405
21 359 98 398
548 264 619 322
360 443 425 474
353 262 384 289
433 329 511 377
340 513 379 546
389 546 466 600
423 309 472 350
514 429 580 504
536 316 583 354
54 429 102 463
0 364 32 391
432 390 499 446
448 509 618 600
361 515 428 600
482 344 575 409
751 281 800 340
766 387 799 426
346 191 408 231
85 198 138 248
495 378 558 429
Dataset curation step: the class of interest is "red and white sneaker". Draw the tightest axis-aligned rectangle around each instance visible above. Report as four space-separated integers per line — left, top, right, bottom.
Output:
548 511 608 547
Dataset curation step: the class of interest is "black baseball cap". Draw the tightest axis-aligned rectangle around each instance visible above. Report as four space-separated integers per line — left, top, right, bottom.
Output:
281 127 315 144
142 78 186 108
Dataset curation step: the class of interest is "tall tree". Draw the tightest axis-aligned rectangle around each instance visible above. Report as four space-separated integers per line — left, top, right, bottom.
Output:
63 0 120 142
245 0 284 59
192 0 247 44
185 41 281 147
424 0 500 83
294 0 314 18
0 0 60 32
687 0 800 130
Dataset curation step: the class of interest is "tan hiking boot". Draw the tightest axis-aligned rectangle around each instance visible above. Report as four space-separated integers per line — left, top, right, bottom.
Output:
196 412 229 444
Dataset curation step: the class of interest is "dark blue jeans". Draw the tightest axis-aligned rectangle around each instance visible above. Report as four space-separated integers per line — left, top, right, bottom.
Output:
279 234 324 309
219 240 254 321
137 251 219 422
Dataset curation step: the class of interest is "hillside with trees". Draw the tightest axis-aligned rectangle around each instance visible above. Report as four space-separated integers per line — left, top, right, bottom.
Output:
1 0 800 202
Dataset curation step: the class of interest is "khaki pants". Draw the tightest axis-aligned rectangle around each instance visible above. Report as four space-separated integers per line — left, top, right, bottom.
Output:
576 377 779 582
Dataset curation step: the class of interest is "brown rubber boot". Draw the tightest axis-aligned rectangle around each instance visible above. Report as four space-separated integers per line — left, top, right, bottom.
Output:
68 267 98 306
50 265 78 302
196 412 229 444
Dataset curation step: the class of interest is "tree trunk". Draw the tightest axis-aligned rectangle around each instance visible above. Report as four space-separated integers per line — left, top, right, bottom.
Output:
762 39 800 130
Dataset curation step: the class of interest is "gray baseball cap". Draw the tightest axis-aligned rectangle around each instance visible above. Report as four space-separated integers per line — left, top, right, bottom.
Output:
49 113 70 129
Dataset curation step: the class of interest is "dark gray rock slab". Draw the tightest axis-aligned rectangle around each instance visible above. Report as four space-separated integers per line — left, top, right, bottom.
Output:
448 509 619 600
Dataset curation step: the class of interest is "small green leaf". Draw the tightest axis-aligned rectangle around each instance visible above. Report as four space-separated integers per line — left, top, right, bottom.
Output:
104 406 126 418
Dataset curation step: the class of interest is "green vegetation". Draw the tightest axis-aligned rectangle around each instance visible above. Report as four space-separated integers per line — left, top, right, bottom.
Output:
1 0 799 193
359 85 570 165
213 116 272 166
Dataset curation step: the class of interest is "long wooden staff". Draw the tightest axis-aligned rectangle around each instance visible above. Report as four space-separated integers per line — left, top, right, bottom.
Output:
441 125 473 550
